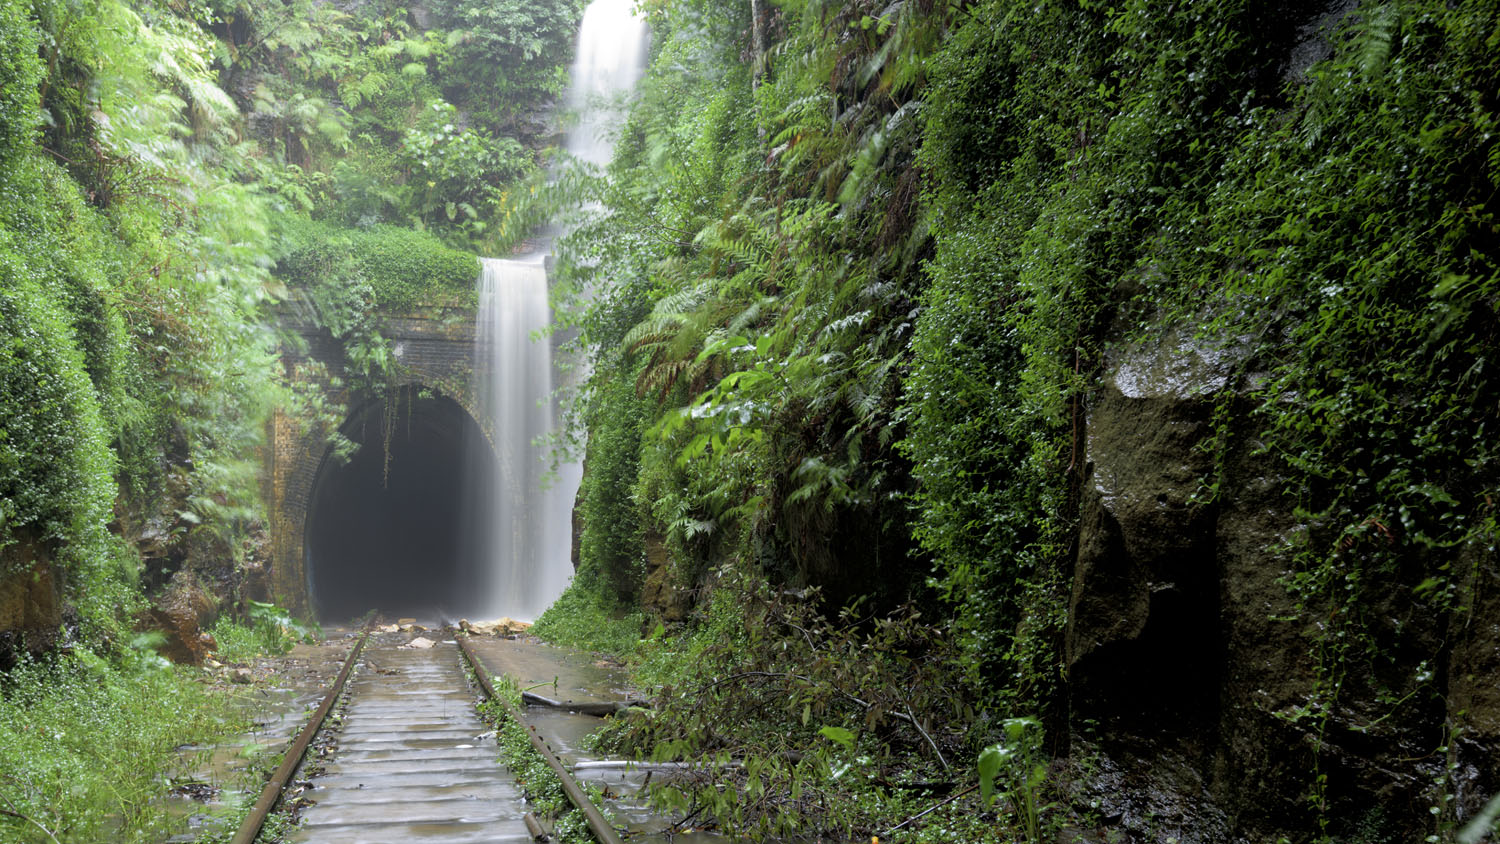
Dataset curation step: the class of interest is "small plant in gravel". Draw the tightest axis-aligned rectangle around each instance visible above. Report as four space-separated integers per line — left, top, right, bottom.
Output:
462 653 604 844
211 602 321 663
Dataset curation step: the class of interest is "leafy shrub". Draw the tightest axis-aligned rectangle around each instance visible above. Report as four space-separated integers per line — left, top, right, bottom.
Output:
245 600 320 654
399 101 534 229
0 0 40 163
206 617 263 664
209 602 318 661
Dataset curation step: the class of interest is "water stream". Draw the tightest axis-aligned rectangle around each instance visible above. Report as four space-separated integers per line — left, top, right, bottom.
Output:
471 0 649 620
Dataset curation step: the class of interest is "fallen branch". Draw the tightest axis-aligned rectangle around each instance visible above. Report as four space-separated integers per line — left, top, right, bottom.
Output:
0 806 62 844
699 671 950 768
886 783 979 833
572 760 710 772
521 691 652 717
523 811 549 841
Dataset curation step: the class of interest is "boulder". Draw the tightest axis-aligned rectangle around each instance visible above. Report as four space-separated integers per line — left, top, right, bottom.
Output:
1066 328 1232 722
1062 322 1497 838
459 617 532 636
144 569 219 664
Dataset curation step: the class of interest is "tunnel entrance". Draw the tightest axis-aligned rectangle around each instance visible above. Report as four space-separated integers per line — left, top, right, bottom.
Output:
305 391 497 622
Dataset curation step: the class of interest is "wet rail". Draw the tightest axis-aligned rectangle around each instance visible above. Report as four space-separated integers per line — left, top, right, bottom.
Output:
229 630 369 844
455 634 626 844
226 630 623 844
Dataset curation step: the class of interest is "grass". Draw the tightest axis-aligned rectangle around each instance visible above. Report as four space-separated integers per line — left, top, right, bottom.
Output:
0 647 247 843
529 582 648 662
208 617 266 663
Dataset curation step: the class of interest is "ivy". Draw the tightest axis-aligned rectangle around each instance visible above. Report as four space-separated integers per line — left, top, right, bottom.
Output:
0 254 116 566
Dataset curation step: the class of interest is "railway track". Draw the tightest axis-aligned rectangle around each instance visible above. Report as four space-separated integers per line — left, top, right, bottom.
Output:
230 631 624 844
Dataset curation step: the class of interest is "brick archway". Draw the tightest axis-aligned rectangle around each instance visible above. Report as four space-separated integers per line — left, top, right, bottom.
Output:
265 305 486 616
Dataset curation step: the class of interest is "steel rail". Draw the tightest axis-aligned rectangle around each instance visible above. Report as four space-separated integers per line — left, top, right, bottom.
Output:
228 630 369 844
456 634 626 844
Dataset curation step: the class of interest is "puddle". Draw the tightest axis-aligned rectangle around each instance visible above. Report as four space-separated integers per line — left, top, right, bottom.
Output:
466 635 720 843
162 636 361 842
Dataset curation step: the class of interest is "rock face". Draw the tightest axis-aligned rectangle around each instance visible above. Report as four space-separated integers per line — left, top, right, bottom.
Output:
1068 330 1229 725
640 531 691 624
145 568 219 664
1065 328 1499 840
571 472 585 572
0 537 63 668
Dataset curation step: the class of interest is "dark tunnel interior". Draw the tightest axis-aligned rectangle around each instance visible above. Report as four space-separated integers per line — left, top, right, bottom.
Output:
306 392 497 622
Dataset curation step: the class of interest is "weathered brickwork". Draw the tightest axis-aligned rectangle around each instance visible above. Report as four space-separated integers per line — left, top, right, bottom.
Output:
265 304 484 615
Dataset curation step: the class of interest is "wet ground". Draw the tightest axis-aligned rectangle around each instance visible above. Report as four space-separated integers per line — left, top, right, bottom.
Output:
173 628 717 843
164 635 362 842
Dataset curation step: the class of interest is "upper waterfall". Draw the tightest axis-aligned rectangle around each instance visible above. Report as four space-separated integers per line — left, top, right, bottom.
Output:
564 0 649 167
469 0 649 621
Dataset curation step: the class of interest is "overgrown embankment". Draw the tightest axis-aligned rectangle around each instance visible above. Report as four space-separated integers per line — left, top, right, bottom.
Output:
540 1 1499 841
1 0 579 835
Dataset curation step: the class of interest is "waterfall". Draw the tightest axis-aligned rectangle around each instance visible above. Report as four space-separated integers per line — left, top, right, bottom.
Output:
472 256 575 620
470 0 648 620
566 0 649 167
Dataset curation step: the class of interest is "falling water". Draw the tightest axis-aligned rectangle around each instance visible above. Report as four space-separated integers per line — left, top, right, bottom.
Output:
567 0 649 167
471 0 648 620
472 256 574 620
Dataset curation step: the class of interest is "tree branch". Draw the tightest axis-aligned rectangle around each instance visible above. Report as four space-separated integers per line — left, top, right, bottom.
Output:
699 670 949 767
0 803 62 844
886 783 979 833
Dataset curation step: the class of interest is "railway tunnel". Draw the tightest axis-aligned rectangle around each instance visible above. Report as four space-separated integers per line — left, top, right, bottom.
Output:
304 392 499 622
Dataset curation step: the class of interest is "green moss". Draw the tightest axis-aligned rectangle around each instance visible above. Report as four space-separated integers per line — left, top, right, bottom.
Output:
276 218 479 310
355 224 480 309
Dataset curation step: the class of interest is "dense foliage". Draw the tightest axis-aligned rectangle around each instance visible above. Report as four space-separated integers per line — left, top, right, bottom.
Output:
0 0 580 636
216 0 584 246
0 0 575 835
543 0 1498 840
1 0 1497 836
0 0 284 641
